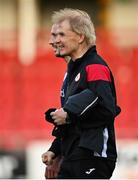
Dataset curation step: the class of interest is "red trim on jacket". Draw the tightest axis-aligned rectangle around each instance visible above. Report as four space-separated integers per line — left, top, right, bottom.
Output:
86 64 111 82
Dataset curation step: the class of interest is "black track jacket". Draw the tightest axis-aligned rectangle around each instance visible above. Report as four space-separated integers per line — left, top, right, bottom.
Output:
49 46 121 161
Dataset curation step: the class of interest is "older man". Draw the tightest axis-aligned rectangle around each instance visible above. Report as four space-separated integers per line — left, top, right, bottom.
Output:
42 8 121 179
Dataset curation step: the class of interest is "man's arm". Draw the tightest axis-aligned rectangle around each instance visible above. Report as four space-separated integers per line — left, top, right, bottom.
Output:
42 137 61 164
62 65 120 127
63 88 98 116
50 64 121 128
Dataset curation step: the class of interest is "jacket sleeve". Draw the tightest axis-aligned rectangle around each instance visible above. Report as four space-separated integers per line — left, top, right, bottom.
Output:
48 138 61 157
63 88 99 116
63 63 120 127
86 64 118 117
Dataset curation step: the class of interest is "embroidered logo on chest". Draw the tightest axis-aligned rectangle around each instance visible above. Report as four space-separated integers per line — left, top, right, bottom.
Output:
75 73 80 82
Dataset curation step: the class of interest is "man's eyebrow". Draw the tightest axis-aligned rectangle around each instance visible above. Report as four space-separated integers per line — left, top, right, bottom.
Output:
58 32 65 36
51 32 56 36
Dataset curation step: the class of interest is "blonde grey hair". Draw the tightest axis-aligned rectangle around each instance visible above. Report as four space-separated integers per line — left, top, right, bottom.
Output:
52 8 96 46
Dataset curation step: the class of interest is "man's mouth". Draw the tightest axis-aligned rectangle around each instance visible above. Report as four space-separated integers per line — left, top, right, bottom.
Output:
52 45 65 55
56 47 61 54
56 46 64 53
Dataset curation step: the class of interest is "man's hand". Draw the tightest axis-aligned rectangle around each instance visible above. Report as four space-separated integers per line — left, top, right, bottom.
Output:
50 108 67 125
45 156 63 179
41 151 55 165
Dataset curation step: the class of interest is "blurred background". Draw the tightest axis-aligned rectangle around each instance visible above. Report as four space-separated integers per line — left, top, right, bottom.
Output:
0 0 138 179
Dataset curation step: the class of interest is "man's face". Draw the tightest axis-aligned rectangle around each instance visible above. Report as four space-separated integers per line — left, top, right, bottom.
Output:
49 24 62 57
51 20 81 59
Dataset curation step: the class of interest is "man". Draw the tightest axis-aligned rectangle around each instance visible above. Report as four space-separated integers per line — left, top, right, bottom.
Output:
42 8 121 179
43 24 69 179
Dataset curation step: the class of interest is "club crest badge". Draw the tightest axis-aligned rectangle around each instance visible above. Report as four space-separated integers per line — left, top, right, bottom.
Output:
75 73 80 82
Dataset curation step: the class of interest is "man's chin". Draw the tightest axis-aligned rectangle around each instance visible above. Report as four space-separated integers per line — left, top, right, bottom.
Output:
55 52 65 58
55 54 64 58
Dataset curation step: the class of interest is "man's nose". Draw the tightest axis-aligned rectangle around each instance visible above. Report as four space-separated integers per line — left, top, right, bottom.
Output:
49 37 54 45
55 35 60 43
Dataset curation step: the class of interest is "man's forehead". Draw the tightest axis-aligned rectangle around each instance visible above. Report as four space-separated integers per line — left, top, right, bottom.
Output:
52 20 71 31
51 24 59 32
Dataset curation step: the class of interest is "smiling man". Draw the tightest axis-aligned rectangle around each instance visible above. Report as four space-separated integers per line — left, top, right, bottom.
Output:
42 8 121 179
43 23 70 179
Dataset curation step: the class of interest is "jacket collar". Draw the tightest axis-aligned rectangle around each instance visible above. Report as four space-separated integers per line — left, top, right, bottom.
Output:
69 45 97 66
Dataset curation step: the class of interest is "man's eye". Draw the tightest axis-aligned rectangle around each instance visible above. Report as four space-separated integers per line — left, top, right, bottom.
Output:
59 32 64 36
51 33 56 37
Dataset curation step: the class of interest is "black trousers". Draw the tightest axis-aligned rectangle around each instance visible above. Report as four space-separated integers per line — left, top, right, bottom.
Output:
57 157 116 179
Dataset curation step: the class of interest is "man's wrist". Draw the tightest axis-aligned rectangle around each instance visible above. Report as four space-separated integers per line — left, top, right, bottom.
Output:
65 113 71 124
63 108 71 124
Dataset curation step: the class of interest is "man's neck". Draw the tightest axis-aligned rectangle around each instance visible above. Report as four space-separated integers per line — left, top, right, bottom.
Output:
71 44 91 61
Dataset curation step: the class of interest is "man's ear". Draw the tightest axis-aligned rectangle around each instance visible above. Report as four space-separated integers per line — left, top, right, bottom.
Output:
78 34 85 44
